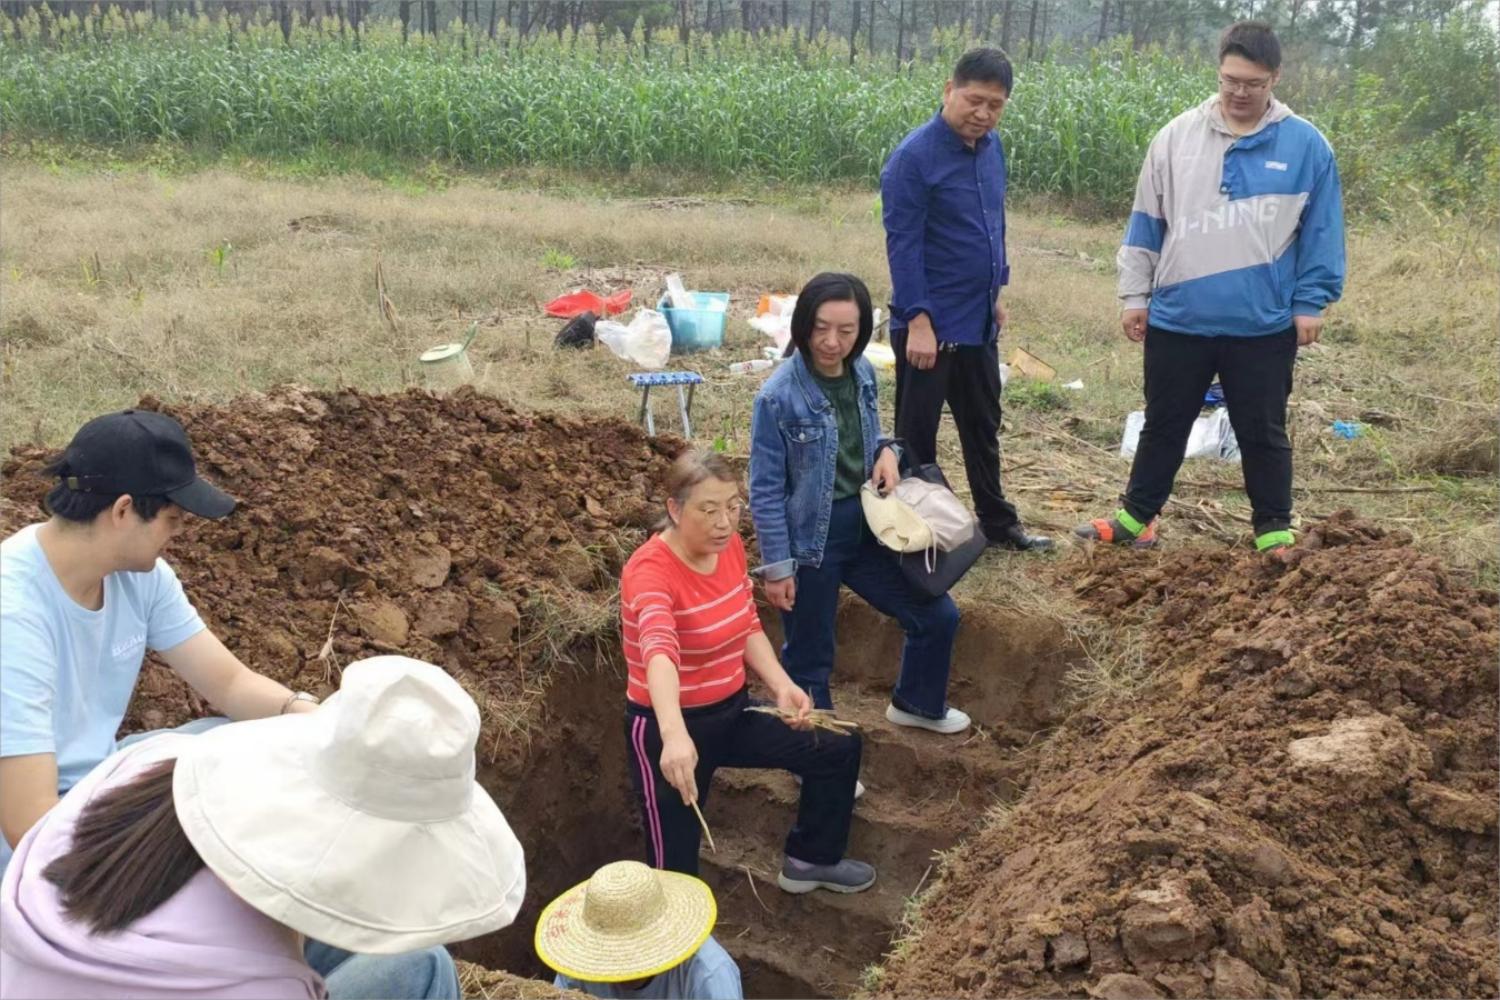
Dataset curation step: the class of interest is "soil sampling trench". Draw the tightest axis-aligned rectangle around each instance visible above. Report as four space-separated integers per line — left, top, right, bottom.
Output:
10 390 1488 998
0 387 1081 999
454 601 1078 999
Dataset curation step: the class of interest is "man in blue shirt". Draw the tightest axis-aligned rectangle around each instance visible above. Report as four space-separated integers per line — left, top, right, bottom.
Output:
0 409 321 876
881 47 1051 552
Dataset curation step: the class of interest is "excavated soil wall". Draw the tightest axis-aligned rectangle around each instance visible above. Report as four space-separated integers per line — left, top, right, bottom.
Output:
876 513 1499 1000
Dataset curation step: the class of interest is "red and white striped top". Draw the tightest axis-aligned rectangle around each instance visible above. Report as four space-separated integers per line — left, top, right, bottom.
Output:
619 533 760 709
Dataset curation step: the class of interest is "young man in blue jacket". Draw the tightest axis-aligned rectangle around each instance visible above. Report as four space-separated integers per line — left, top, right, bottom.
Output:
1078 21 1345 553
881 47 1052 553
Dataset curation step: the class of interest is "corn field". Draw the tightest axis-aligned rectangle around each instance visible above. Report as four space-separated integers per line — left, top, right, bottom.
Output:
0 6 1210 207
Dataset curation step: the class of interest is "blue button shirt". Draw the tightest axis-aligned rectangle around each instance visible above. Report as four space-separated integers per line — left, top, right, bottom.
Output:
880 111 1010 346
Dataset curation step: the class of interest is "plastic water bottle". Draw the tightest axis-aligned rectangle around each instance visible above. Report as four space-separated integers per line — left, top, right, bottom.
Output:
728 359 775 375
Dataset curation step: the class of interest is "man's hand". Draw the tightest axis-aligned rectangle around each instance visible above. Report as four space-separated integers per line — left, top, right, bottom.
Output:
659 730 700 806
871 449 900 495
1294 313 1323 347
1122 308 1148 343
994 295 1009 333
904 315 939 370
774 684 814 731
764 576 796 612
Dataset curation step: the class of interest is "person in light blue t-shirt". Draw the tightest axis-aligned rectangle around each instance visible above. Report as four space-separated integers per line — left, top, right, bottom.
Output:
536 861 742 1000
0 409 323 877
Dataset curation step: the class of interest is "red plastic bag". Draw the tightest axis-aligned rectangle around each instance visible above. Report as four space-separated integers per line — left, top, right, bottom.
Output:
544 288 632 318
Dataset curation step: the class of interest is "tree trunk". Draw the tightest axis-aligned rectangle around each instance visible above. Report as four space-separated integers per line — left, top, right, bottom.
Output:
426 0 437 34
277 0 292 42
681 0 691 45
1096 0 1109 41
1038 0 1049 53
850 0 860 60
867 0 876 52
780 0 788 30
1024 0 1037 58
895 0 906 64
1000 0 1013 51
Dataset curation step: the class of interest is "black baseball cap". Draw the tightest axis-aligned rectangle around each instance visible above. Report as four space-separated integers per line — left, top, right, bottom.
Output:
58 410 236 519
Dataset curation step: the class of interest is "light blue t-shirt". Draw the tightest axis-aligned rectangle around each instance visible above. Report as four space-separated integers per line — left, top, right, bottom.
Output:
555 937 742 1000
0 523 205 793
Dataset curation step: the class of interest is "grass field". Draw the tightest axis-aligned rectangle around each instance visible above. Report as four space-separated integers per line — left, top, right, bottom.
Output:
2 156 1495 592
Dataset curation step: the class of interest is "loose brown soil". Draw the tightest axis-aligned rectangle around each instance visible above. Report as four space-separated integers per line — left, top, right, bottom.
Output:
875 512 1499 1000
0 386 682 765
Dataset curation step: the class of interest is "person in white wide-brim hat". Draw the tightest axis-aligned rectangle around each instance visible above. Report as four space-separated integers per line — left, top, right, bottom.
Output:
536 860 741 1000
0 656 526 1000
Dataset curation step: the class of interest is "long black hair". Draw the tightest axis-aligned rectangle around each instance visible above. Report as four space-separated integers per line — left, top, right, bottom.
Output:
784 272 875 363
42 759 207 934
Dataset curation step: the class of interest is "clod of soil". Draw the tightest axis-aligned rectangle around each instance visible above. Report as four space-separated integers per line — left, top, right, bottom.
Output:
875 512 1498 1000
0 387 682 765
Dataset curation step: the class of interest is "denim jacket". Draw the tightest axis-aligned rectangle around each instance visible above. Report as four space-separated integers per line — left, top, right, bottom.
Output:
748 351 895 580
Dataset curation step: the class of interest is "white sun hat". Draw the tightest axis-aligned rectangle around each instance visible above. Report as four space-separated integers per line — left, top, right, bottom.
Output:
172 655 526 955
534 861 716 983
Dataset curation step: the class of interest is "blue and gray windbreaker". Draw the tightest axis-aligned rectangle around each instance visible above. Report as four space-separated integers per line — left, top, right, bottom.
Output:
1117 96 1346 336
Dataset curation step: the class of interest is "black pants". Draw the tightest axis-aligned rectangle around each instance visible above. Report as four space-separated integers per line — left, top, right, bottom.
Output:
1123 326 1297 534
624 687 861 876
890 330 1020 537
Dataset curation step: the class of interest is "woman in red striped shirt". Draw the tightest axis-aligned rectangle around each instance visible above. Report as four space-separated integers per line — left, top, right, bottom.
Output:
621 450 874 894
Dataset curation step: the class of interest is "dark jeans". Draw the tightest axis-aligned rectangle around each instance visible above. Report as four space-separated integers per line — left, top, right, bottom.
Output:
625 686 861 875
1123 326 1297 534
891 329 1021 537
781 496 960 719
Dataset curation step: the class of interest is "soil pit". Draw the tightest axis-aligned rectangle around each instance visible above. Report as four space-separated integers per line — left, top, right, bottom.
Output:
0 387 1079 999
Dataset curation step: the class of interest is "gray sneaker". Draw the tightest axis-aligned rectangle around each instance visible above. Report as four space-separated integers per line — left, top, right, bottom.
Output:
777 856 877 895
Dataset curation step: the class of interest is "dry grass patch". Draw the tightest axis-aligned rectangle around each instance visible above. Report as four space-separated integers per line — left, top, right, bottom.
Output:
2 161 1494 584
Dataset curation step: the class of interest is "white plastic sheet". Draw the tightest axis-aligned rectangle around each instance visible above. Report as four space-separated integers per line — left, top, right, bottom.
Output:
1120 408 1241 462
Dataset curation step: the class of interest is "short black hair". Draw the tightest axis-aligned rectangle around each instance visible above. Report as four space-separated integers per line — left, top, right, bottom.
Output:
785 273 874 363
1219 21 1281 72
952 47 1013 94
43 456 169 525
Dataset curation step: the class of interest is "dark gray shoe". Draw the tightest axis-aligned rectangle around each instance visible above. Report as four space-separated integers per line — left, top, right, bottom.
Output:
777 856 877 894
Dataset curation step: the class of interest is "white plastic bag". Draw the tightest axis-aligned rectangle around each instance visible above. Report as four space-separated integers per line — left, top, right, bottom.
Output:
1120 409 1240 462
597 309 672 369
749 294 796 352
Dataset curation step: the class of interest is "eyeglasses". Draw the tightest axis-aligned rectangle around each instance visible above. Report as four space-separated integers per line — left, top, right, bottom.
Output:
693 501 744 525
1219 73 1272 95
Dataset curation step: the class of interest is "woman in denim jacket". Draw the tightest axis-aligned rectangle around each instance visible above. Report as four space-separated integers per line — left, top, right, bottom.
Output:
748 273 970 739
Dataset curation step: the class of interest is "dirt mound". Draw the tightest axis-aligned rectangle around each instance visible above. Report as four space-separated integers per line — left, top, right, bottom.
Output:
0 387 681 764
876 512 1498 999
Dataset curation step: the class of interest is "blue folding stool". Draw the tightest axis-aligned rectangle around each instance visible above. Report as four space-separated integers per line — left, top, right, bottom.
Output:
628 371 702 437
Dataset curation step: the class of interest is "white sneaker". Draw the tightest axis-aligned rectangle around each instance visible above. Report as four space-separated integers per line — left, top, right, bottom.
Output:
794 774 865 800
885 703 972 735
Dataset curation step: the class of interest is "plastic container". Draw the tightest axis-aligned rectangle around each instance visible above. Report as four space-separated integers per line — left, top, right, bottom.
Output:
659 292 730 354
728 359 775 375
419 322 478 391
419 342 475 390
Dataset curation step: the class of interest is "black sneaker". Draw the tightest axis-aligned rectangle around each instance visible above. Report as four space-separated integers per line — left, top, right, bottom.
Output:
987 524 1055 551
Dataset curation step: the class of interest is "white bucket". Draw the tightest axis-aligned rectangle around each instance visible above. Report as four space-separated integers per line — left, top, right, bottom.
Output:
419 323 478 391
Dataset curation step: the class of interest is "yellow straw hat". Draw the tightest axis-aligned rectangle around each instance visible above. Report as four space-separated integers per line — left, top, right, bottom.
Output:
534 861 716 983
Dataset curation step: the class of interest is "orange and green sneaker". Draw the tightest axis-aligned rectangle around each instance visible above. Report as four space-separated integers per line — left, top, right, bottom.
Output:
1254 529 1295 553
1073 509 1158 549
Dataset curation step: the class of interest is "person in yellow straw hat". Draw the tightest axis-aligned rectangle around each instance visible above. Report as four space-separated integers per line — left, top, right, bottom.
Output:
0 655 526 999
536 860 742 1000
